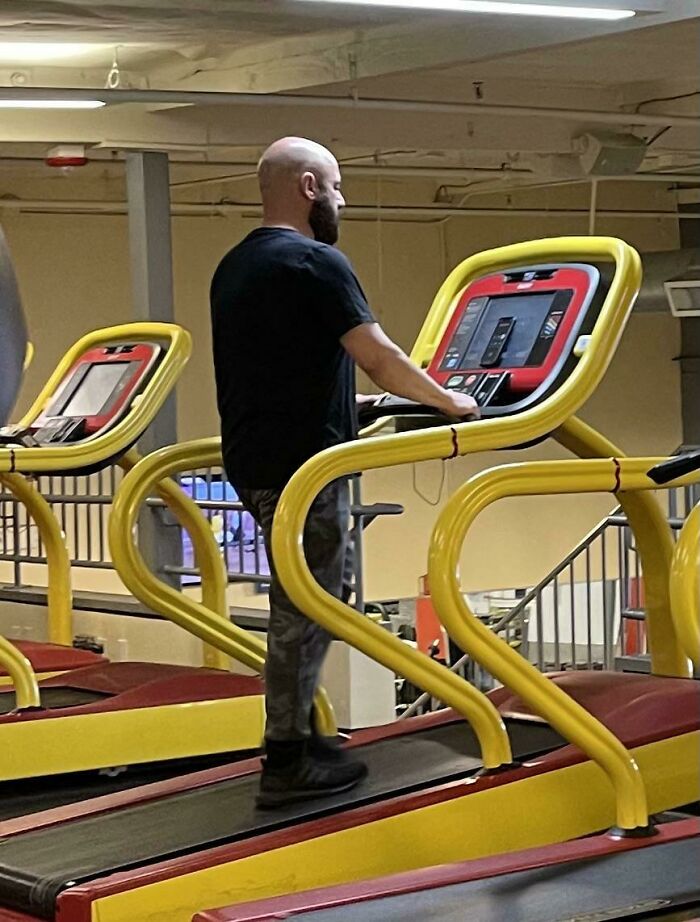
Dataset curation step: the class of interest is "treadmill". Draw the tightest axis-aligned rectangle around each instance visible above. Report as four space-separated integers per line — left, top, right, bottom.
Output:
198 450 700 922
0 320 272 785
0 237 695 922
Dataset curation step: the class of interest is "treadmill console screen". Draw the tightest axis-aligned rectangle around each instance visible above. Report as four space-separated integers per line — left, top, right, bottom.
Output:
439 291 568 372
427 264 601 413
60 362 133 417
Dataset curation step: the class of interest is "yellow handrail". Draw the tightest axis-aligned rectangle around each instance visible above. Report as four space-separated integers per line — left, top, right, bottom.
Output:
0 473 73 646
429 455 700 829
556 416 685 676
272 237 640 766
119 450 229 671
0 322 191 473
109 439 338 736
428 458 657 831
670 504 700 669
0 636 40 709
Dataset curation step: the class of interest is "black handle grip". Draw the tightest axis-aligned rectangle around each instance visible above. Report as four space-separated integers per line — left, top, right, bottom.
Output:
358 396 454 427
648 451 700 485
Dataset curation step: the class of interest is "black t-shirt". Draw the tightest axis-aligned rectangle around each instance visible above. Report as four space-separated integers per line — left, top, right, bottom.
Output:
210 227 375 489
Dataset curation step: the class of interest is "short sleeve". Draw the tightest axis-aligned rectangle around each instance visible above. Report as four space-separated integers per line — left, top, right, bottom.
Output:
303 245 375 339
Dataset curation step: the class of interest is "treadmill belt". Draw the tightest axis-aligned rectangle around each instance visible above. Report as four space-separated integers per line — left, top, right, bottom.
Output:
0 719 563 918
282 836 700 922
0 687 109 715
0 753 249 822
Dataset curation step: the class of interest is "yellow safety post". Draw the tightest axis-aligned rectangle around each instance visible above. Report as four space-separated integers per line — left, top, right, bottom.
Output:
119 450 228 672
111 440 338 736
670 504 700 669
556 416 685 677
273 237 640 765
0 322 191 474
0 635 40 709
429 457 657 832
0 473 73 647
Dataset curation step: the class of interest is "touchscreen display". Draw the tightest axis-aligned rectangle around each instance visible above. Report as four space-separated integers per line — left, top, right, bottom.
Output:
441 292 559 371
61 362 132 417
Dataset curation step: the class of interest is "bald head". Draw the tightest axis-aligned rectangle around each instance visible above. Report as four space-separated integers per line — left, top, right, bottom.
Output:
257 137 345 245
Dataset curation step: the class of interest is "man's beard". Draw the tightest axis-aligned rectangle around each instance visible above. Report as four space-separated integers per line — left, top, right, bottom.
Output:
309 194 340 245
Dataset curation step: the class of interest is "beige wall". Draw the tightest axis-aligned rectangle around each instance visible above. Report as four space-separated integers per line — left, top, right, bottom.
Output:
1 177 683 602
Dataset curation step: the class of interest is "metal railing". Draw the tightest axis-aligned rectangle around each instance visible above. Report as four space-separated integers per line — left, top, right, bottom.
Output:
0 467 391 611
401 478 700 718
0 465 271 589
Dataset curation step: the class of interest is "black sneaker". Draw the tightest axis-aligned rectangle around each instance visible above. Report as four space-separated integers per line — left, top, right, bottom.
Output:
257 746 367 809
308 731 354 763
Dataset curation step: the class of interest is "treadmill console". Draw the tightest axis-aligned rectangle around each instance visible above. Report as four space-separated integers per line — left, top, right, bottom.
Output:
428 264 600 412
359 262 607 428
0 342 162 447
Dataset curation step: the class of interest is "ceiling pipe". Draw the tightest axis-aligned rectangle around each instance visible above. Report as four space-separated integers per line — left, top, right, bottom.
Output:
0 155 697 188
171 166 700 192
0 85 698 130
0 197 692 221
169 164 535 190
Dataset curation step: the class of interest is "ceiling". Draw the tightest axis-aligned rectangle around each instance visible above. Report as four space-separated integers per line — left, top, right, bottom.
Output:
0 0 697 209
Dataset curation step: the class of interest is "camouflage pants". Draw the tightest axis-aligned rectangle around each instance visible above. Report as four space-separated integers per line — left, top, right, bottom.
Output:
238 479 353 741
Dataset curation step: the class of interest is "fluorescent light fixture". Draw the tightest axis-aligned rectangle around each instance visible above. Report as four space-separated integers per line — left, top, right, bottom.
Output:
0 42 107 62
0 100 105 109
295 0 636 20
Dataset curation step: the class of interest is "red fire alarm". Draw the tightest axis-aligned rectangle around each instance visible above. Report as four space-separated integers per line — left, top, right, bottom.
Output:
45 145 88 168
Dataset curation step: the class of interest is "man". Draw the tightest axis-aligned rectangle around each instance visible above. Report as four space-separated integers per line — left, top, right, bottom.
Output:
211 136 478 809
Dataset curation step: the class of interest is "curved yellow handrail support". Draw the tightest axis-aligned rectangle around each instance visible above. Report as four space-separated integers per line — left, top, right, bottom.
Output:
556 416 684 677
0 636 39 709
273 237 639 763
274 472 511 766
119 450 228 672
670 504 700 669
0 322 191 473
0 473 73 646
428 457 664 831
110 439 337 735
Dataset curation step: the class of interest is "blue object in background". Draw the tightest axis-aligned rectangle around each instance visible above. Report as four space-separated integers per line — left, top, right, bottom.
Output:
179 476 270 585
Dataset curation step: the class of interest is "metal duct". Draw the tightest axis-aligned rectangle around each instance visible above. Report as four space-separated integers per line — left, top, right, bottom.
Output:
636 248 700 313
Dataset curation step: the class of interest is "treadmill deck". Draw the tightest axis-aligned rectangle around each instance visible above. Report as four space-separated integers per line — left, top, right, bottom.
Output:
0 719 562 918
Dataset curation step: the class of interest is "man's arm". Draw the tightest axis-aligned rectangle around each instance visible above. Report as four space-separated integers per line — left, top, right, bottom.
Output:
342 322 479 419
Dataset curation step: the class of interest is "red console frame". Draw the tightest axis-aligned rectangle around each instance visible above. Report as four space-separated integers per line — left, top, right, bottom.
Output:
427 265 597 397
35 342 161 436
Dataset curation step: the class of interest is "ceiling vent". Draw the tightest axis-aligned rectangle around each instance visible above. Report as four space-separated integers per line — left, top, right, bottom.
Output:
574 131 648 176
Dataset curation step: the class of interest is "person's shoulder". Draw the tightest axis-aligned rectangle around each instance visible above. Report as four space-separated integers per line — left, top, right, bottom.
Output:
301 240 354 275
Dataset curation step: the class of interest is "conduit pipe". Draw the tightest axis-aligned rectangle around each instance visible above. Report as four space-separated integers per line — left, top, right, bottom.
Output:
0 86 698 131
0 198 695 221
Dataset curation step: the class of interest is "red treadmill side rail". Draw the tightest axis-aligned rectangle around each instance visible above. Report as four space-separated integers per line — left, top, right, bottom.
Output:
2 642 106 675
0 662 263 725
191 819 700 922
